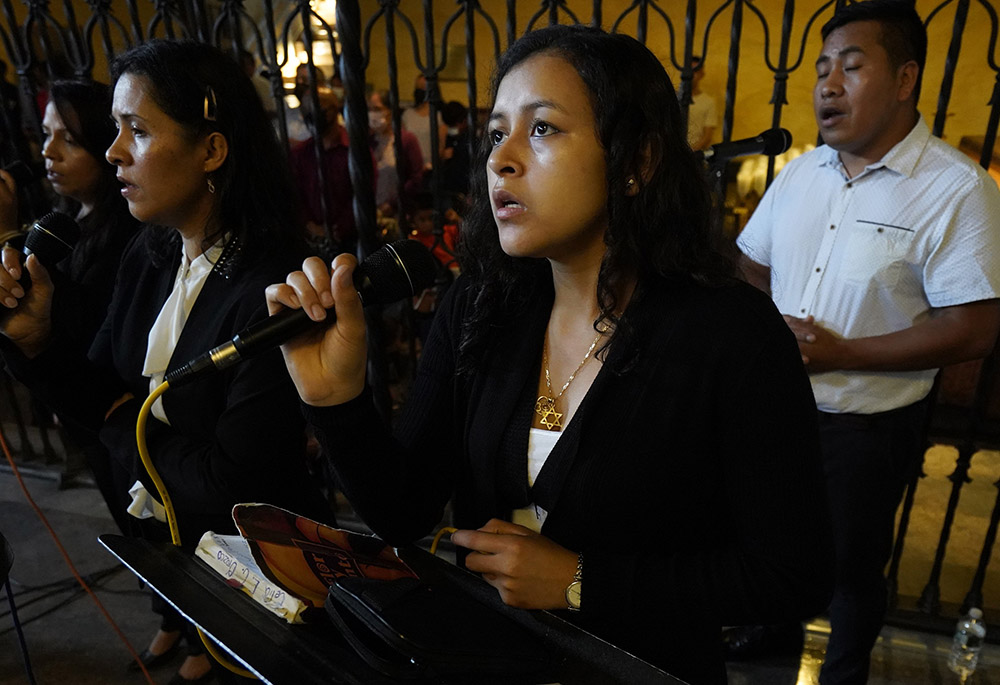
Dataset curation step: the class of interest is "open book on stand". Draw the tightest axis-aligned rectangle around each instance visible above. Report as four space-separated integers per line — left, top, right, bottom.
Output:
194 503 417 624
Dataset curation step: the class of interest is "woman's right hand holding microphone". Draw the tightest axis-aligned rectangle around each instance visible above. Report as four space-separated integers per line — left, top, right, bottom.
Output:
0 170 54 358
265 253 370 407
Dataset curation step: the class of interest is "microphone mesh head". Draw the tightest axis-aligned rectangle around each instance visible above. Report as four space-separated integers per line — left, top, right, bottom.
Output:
762 128 793 156
355 239 440 305
24 212 81 266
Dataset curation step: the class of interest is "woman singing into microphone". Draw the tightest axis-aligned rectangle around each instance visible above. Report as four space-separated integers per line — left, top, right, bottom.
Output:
0 79 139 533
0 41 329 684
267 25 833 684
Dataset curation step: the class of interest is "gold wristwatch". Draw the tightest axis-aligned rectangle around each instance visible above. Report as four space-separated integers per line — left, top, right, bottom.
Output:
565 553 583 611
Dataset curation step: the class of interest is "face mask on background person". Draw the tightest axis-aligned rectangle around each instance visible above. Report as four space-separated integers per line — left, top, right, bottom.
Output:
368 111 387 131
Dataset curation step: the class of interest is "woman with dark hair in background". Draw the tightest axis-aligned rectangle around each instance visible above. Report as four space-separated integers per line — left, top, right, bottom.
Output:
268 24 833 684
0 40 328 685
44 80 137 327
0 79 138 532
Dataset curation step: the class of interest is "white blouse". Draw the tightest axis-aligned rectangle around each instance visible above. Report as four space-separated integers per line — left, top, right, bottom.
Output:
511 427 560 533
142 241 225 424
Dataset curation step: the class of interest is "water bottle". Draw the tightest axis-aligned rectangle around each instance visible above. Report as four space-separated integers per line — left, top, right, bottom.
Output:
948 607 987 681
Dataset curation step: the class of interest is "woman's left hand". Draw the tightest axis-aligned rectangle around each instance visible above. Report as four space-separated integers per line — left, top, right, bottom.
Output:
451 518 578 610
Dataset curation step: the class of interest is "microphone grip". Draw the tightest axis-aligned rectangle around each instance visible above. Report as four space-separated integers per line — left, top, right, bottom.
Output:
232 307 324 356
164 307 330 387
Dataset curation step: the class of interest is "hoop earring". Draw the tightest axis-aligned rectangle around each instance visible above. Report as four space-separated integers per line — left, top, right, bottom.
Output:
207 176 216 194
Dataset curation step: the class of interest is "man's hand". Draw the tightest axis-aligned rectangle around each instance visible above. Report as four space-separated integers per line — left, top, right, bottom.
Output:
782 300 1000 374
450 519 579 610
783 315 850 372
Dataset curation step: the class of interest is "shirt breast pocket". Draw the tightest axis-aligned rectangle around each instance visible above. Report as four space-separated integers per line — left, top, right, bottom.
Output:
840 221 916 288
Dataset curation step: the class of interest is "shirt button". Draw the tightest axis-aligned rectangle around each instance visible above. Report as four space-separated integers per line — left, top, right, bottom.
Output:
846 182 853 188
877 227 884 233
830 224 836 230
815 267 821 272
801 308 806 313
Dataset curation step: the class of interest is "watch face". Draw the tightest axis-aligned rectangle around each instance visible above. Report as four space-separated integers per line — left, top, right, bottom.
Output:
567 580 582 609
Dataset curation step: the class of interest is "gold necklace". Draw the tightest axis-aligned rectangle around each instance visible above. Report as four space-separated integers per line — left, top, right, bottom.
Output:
534 331 603 431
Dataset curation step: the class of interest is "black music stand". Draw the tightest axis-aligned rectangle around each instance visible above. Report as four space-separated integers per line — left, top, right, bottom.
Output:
100 534 685 685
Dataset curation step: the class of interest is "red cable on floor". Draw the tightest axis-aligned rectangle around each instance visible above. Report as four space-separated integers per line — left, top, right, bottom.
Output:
0 422 158 685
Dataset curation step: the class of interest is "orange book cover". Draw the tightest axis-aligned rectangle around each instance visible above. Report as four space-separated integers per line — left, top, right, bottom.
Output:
232 503 418 608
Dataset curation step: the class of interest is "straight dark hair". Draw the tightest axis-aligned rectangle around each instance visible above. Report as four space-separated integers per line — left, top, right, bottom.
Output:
457 24 733 374
48 79 137 280
109 40 301 269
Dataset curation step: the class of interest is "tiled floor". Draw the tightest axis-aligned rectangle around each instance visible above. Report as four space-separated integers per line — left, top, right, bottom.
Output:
726 620 1000 684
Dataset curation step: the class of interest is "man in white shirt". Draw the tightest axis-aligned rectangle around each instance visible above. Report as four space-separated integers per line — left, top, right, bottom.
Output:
736 1 1000 683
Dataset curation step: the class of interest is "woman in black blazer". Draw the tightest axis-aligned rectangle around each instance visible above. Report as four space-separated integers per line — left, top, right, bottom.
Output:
0 78 139 534
268 25 834 685
0 41 328 684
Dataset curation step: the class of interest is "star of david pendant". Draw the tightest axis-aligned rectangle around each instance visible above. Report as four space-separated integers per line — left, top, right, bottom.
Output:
535 395 563 430
539 407 563 430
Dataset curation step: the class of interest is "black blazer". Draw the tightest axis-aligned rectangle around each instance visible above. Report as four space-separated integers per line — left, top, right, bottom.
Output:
305 272 834 684
6 228 329 547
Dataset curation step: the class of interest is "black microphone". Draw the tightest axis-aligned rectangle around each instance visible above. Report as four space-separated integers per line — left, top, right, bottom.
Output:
165 239 440 387
698 128 792 162
0 211 79 323
1 211 80 310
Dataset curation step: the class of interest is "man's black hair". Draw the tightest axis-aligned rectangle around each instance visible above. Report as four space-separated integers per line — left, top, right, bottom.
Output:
822 0 926 100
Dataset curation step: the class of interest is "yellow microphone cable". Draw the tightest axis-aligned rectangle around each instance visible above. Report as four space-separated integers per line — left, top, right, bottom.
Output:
137 380 458 678
136 380 257 679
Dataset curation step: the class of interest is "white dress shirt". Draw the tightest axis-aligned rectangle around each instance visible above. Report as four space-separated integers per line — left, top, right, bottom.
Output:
738 117 1000 414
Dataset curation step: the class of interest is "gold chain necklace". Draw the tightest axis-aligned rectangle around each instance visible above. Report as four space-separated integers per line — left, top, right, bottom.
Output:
534 331 603 431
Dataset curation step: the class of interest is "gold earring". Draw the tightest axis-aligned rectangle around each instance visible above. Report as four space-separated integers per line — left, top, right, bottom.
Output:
626 178 636 189
207 177 216 194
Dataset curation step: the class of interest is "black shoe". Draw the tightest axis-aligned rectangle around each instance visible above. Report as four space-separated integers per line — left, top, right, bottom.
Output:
721 623 804 661
127 640 182 671
167 669 215 685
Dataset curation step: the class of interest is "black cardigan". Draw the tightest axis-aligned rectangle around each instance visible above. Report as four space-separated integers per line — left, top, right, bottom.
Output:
5 228 329 547
305 272 834 684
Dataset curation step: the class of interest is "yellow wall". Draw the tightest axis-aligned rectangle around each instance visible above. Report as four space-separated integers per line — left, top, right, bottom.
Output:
1 0 994 155
360 0 998 153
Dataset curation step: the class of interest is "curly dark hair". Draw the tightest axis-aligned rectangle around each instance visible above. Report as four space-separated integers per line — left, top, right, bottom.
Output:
109 40 300 269
457 24 734 374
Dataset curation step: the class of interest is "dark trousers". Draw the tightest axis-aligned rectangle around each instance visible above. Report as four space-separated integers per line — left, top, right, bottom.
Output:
817 399 929 685
105 447 208 658
153 592 206 657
